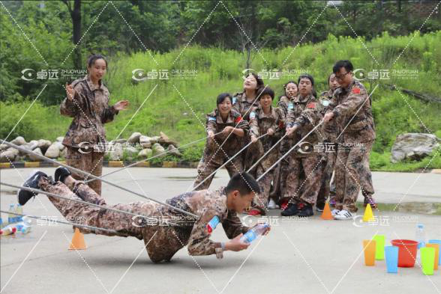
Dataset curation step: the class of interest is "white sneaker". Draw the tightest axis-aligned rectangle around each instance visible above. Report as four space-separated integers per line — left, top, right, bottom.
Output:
334 210 354 220
331 209 340 216
267 199 279 209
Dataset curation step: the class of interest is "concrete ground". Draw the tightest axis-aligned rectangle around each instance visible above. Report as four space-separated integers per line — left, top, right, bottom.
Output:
1 167 440 294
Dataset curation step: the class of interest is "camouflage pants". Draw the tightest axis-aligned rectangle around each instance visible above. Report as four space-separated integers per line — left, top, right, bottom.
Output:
194 146 244 190
316 150 337 206
334 141 374 212
284 155 324 205
243 138 262 173
271 138 293 202
253 146 279 209
39 177 192 263
66 147 104 195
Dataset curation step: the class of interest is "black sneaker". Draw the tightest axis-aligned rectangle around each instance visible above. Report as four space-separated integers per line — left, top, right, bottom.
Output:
281 202 299 216
18 171 48 205
298 203 314 217
55 166 71 183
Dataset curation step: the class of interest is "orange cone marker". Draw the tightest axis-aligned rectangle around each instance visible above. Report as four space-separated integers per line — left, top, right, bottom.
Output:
321 201 334 220
69 228 87 250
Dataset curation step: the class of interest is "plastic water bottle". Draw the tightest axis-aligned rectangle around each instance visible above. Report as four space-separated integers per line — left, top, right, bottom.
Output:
8 204 16 224
240 224 269 243
18 216 32 234
0 225 17 236
416 224 426 249
15 204 23 222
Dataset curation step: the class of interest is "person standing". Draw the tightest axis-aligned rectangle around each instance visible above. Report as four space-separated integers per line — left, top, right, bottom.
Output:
323 60 376 220
61 54 129 195
233 73 265 172
282 75 324 217
194 93 249 190
248 87 285 215
272 81 299 209
316 73 340 212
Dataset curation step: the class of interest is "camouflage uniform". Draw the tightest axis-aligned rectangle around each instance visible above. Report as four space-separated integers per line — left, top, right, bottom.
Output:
271 96 295 201
194 109 249 190
249 106 285 209
316 89 338 207
232 92 260 122
232 92 261 171
60 75 119 195
39 177 250 263
284 94 324 205
325 80 376 212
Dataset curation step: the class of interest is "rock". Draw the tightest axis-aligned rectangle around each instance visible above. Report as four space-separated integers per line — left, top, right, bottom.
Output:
139 135 152 148
127 132 142 144
0 144 8 151
114 139 127 144
55 141 65 151
0 148 19 162
391 133 440 163
56 136 64 143
159 132 178 146
152 143 166 157
109 143 123 161
60 148 67 159
124 146 139 160
45 143 60 158
27 140 39 150
11 136 26 146
150 136 160 145
138 148 153 159
38 139 51 153
18 140 39 156
166 145 182 157
18 144 32 156
28 148 43 161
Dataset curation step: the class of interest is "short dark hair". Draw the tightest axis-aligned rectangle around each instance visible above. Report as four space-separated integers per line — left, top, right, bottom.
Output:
87 54 108 68
216 93 232 105
298 74 315 86
333 60 353 74
225 172 261 195
257 87 275 100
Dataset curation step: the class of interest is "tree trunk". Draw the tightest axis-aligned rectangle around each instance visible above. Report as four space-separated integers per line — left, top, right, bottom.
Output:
72 0 82 69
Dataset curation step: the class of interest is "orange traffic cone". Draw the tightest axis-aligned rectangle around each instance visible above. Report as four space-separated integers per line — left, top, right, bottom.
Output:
69 228 86 250
321 201 333 220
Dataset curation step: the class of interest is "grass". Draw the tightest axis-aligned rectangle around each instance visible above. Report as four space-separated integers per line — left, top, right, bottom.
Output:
1 32 441 170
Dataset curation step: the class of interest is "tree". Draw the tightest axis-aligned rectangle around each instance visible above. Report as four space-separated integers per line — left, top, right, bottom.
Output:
62 0 82 69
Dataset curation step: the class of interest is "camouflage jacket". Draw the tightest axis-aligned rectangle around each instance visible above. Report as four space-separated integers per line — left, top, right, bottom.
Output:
60 75 119 152
326 80 376 143
249 106 285 151
286 94 324 156
277 95 295 117
232 92 260 121
318 89 338 142
166 187 250 256
205 109 249 155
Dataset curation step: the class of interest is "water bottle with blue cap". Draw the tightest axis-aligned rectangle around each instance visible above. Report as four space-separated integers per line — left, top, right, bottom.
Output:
240 223 269 243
